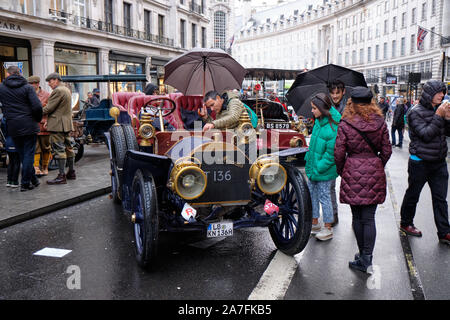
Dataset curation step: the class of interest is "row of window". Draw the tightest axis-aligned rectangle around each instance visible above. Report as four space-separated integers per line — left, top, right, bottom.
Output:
338 0 436 30
338 31 436 66
364 59 434 82
180 20 207 49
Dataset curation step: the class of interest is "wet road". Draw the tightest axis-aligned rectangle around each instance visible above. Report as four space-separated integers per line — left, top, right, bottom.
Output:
0 137 449 301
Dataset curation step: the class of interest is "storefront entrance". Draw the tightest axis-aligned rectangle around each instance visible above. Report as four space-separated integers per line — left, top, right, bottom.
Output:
0 36 31 81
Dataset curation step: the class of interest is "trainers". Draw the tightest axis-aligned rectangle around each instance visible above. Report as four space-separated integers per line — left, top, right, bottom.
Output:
6 181 11 187
9 182 19 188
316 227 333 241
311 223 322 234
439 233 450 245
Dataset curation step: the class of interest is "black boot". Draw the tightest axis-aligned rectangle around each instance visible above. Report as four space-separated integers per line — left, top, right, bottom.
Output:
349 254 373 273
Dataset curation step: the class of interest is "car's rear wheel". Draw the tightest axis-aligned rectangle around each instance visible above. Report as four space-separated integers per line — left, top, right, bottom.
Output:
132 169 159 269
268 165 312 256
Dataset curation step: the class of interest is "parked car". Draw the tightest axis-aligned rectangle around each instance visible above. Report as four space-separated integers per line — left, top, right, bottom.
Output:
107 95 312 269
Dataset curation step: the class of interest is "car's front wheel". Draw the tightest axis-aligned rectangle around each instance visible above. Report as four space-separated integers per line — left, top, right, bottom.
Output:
268 165 312 256
132 169 159 269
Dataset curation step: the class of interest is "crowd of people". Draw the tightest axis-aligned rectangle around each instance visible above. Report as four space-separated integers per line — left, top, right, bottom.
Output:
1 65 449 274
304 79 450 274
0 66 76 191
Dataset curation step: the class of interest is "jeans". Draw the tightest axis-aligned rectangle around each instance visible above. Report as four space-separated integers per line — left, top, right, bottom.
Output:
391 126 403 146
307 179 334 224
12 134 38 186
330 179 338 217
6 151 20 183
400 159 450 238
351 204 377 256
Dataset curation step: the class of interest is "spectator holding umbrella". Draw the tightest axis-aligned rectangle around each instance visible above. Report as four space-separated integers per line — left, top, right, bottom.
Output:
334 87 392 273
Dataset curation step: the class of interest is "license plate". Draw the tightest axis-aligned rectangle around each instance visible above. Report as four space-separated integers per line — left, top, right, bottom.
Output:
264 122 291 129
207 221 233 238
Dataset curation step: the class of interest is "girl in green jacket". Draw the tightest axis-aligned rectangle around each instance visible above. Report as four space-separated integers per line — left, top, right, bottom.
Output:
305 93 341 241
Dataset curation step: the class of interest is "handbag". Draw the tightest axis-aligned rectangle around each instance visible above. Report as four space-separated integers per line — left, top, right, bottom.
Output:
342 119 380 158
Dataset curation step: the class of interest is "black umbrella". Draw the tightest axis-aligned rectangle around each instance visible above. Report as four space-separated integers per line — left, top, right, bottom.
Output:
286 64 367 118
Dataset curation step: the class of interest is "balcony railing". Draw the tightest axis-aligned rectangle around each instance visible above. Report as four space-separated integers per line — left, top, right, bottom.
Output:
190 1 204 15
49 9 174 47
366 77 379 84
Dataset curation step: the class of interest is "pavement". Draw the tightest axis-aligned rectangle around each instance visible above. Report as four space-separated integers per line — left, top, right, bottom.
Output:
0 144 111 230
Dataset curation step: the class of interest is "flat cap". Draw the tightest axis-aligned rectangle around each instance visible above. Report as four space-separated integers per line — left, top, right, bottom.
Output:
45 72 62 81
27 75 40 83
350 86 373 104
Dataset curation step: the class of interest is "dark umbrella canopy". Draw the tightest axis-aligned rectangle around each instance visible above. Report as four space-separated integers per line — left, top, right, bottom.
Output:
286 64 367 118
164 48 247 96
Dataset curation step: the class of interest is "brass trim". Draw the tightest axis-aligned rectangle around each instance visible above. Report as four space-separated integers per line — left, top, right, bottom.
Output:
256 163 287 195
171 165 207 200
109 107 120 126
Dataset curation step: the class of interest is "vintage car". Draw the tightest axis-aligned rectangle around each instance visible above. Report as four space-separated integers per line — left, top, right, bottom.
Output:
106 95 312 269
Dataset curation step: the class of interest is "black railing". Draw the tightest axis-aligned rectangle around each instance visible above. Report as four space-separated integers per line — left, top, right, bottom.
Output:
441 37 450 46
190 1 204 14
366 77 379 84
49 9 174 47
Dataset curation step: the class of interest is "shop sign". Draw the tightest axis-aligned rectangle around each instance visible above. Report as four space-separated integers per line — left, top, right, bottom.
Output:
385 74 397 85
3 62 23 74
0 21 22 32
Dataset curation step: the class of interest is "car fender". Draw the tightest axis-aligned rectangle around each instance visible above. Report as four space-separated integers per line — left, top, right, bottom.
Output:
121 150 172 213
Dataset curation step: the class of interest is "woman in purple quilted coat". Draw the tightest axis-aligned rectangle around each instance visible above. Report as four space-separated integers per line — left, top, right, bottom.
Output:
334 87 392 273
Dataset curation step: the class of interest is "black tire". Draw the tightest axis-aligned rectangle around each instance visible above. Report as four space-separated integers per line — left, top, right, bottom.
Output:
268 165 312 256
110 125 127 169
132 169 159 269
122 124 139 151
111 162 121 204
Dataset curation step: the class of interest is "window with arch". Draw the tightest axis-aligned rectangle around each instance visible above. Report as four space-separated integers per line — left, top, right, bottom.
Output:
214 11 226 50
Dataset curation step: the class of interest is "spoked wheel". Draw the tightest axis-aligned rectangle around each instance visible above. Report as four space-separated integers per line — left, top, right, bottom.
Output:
132 169 159 269
268 165 312 256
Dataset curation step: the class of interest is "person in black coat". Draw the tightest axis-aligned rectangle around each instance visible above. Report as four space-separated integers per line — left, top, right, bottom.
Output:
391 98 406 148
0 66 42 191
399 80 450 245
378 96 390 119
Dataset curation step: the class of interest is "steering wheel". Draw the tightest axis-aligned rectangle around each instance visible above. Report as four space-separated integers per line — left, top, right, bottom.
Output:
143 97 176 117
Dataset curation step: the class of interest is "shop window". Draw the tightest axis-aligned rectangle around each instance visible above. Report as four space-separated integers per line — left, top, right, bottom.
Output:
0 46 15 57
54 47 98 102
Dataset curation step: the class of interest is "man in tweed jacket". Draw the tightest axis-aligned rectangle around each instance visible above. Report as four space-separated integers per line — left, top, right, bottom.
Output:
199 90 245 132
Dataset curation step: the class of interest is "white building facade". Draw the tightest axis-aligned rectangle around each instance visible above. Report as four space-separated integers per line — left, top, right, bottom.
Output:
0 0 210 98
234 0 450 97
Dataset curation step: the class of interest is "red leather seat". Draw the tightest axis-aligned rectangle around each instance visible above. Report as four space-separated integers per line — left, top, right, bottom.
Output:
112 91 144 112
127 95 184 133
175 95 216 122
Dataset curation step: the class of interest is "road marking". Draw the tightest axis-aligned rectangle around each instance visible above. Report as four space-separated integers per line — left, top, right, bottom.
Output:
248 250 302 300
33 247 72 258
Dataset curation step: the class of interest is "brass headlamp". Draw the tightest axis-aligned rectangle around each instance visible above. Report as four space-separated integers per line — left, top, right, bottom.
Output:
168 157 207 200
249 155 287 195
138 111 156 146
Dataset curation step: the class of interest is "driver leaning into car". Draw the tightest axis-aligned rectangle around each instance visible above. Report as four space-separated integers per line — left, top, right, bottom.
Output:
199 90 246 132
